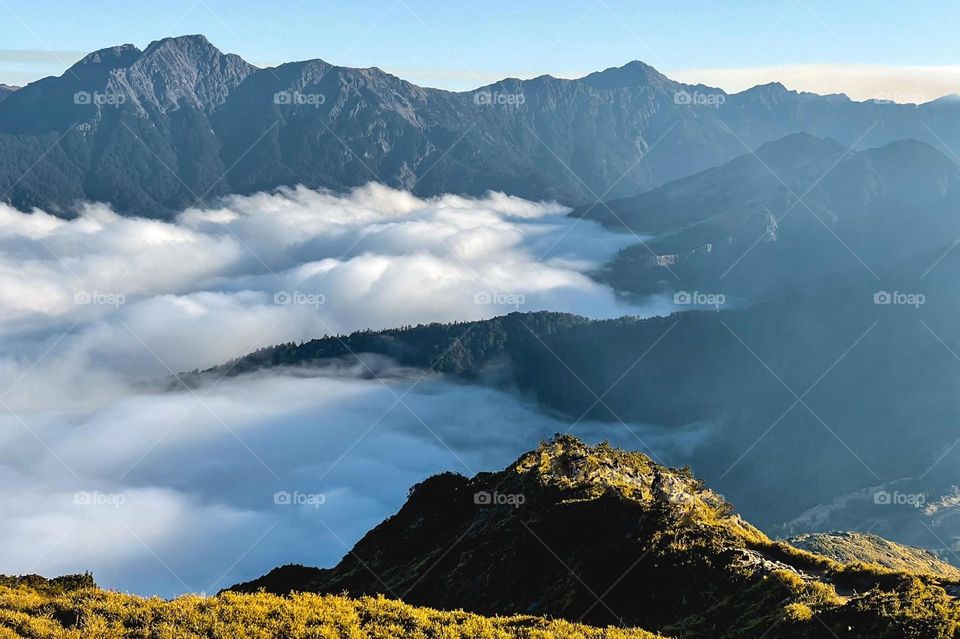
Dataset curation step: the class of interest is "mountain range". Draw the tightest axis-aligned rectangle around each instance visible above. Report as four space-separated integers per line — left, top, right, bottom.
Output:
580 133 960 300
6 34 960 217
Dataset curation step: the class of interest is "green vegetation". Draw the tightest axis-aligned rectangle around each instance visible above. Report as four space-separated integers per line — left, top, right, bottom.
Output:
0 576 663 639
180 311 591 383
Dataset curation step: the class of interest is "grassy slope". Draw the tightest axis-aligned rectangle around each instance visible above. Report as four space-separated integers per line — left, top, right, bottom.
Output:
0 578 663 639
787 532 960 581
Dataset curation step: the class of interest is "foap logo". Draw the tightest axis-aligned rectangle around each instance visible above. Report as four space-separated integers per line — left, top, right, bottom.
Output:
673 90 726 108
274 91 326 107
473 290 526 308
873 490 926 509
74 290 125 308
474 490 525 508
274 490 326 508
74 491 126 508
873 290 925 308
473 90 526 107
73 91 126 107
673 290 726 308
274 291 326 307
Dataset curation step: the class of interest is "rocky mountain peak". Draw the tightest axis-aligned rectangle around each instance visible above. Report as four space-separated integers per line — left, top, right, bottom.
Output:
69 43 141 70
751 80 790 93
581 60 673 90
142 34 216 55
515 434 729 515
136 34 246 73
116 34 256 113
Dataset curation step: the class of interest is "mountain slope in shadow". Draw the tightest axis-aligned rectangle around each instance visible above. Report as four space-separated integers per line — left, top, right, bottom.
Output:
578 134 960 300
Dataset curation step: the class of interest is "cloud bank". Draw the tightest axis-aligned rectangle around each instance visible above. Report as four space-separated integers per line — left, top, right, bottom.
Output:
1 363 705 596
0 183 665 395
0 184 680 595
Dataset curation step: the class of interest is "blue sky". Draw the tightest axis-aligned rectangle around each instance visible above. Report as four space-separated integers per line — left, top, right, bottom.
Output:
2 1 959 100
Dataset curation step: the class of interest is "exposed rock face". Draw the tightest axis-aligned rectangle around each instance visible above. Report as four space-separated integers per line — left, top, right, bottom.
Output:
231 436 960 638
107 35 256 114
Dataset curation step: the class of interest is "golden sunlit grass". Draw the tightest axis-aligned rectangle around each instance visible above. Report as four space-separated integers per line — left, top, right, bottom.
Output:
0 584 664 639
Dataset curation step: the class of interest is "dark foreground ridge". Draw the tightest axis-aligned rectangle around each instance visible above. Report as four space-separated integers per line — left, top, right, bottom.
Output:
232 436 960 638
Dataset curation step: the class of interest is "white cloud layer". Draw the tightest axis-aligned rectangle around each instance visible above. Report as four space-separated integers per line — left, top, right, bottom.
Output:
0 364 706 596
0 184 678 595
0 183 665 391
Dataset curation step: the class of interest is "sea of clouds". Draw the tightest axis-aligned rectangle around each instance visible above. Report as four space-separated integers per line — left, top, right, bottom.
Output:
0 184 685 595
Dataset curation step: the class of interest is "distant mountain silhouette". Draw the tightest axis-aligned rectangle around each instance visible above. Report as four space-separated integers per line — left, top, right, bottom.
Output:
579 133 960 299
